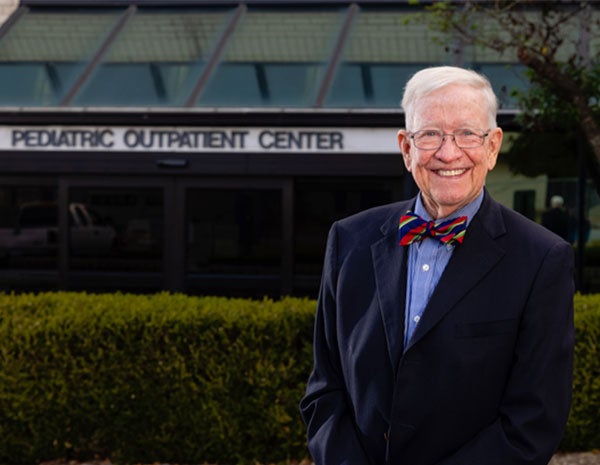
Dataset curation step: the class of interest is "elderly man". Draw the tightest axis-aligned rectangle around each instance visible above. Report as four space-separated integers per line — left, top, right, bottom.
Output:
300 66 574 465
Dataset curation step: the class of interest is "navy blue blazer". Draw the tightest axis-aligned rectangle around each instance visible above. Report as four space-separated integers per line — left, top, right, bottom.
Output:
300 191 574 465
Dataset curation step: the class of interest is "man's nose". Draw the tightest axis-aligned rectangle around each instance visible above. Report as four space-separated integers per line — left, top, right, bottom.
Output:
435 135 463 161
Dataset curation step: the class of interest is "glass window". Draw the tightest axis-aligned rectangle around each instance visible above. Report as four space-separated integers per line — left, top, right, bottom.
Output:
293 177 402 296
200 62 325 107
326 8 451 107
449 13 530 109
0 8 122 106
471 63 529 109
73 8 231 106
194 63 263 106
197 7 344 107
186 188 282 275
459 14 529 109
0 185 58 270
68 187 163 272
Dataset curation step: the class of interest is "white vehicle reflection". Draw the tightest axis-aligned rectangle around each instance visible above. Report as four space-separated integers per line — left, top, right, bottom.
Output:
0 202 116 258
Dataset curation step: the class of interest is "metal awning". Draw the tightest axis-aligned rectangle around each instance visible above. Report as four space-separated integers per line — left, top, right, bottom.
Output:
0 0 530 110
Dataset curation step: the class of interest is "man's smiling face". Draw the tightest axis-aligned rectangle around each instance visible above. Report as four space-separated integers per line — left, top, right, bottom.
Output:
398 83 503 219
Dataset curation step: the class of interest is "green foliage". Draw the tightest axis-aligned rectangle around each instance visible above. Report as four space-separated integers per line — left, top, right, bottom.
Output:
561 294 600 451
0 292 315 465
512 62 600 132
503 131 580 178
0 291 598 463
418 1 600 181
497 53 600 179
514 69 577 132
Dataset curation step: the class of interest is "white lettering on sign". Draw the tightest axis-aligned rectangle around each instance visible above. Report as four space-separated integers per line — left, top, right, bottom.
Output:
0 126 399 154
11 128 115 148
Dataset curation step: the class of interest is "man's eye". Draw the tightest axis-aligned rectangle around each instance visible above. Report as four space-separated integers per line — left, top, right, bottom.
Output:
422 130 440 137
459 129 476 136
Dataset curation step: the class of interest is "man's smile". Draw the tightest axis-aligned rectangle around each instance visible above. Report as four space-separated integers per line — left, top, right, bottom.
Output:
434 168 468 177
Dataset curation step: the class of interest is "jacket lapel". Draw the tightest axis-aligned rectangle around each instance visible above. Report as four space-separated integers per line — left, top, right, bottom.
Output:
404 194 507 352
372 201 412 370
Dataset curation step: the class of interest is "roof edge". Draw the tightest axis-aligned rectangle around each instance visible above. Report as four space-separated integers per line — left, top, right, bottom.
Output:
0 106 521 129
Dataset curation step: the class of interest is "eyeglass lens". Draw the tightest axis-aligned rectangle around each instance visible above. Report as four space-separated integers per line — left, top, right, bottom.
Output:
412 130 487 149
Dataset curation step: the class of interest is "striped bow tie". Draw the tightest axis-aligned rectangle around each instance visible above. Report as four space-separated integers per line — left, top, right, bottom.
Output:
398 212 467 246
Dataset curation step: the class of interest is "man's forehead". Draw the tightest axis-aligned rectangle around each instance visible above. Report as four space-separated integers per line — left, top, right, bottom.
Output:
412 89 487 123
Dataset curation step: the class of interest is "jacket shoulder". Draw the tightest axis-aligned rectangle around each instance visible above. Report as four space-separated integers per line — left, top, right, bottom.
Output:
496 200 570 248
478 198 573 276
334 200 411 239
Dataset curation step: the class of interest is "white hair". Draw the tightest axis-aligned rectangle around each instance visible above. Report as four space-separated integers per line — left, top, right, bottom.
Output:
401 66 499 130
550 195 565 208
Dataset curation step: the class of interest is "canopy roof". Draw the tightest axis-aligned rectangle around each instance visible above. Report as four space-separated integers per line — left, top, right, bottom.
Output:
0 0 533 111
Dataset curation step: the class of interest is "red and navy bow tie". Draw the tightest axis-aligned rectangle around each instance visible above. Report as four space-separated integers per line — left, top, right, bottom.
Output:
397 211 467 246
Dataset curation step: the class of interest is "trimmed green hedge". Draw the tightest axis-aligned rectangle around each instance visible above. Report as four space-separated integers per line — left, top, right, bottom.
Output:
0 292 314 464
0 291 598 464
561 293 600 451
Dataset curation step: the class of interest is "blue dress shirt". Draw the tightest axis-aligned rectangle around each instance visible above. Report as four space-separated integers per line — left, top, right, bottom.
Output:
403 191 484 349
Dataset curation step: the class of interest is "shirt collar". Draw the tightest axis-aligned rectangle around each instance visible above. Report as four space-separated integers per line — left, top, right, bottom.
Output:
414 190 484 226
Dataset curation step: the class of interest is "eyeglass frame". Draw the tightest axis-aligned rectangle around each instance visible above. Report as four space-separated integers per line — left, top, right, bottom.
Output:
408 128 491 150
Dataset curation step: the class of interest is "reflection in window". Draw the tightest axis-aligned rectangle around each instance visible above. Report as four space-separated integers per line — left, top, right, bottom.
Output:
69 188 163 271
0 186 58 270
186 189 281 275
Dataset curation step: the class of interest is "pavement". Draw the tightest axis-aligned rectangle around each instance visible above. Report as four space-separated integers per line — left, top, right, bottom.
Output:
549 452 600 465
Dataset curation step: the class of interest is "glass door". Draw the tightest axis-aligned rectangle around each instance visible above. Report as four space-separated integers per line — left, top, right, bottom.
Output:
179 178 292 298
63 177 171 293
0 175 292 296
0 178 59 291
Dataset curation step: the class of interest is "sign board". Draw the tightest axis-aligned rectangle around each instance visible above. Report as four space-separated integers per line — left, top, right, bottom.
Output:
0 126 401 154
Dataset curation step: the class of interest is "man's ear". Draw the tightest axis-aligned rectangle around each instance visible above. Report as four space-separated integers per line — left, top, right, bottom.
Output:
397 129 412 171
486 127 503 171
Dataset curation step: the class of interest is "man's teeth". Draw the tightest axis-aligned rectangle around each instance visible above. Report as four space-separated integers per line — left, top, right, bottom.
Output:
438 169 465 176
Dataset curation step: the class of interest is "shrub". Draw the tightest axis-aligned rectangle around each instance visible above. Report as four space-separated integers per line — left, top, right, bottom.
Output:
561 293 600 451
0 292 314 464
0 291 598 464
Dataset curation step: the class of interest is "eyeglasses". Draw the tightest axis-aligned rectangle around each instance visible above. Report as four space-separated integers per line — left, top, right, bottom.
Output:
409 129 490 150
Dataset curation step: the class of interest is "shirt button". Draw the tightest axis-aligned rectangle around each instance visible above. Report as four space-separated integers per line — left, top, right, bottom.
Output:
422 264 430 271
414 315 421 323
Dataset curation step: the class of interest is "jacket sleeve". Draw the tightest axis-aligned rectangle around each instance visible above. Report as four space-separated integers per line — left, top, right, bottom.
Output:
436 241 575 465
300 223 373 465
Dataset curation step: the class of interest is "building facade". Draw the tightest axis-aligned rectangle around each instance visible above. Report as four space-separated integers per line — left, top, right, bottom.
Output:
0 0 594 297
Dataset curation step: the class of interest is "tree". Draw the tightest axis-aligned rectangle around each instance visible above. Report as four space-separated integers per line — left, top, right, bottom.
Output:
421 0 600 190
